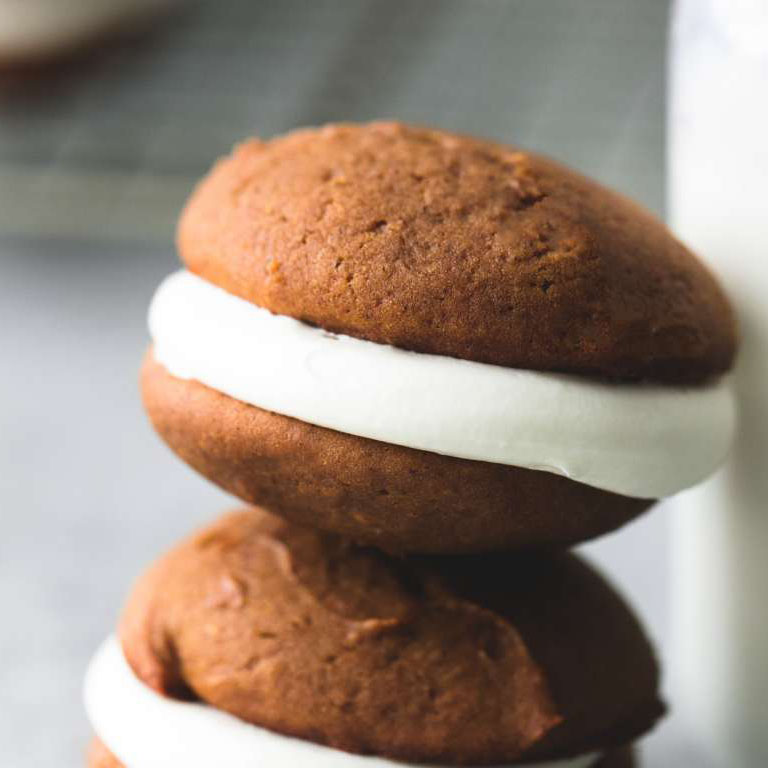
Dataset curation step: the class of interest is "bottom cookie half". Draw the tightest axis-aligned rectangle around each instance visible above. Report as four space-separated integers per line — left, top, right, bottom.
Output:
142 354 651 554
88 509 662 765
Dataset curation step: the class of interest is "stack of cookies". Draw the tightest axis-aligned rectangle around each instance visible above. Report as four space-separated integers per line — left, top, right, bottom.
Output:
84 122 737 768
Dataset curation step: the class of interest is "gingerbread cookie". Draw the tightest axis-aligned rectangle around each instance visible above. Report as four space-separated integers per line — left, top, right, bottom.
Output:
143 122 736 552
84 509 663 766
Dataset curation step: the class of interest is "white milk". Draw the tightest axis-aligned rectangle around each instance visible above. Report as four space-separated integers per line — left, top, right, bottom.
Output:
668 1 768 766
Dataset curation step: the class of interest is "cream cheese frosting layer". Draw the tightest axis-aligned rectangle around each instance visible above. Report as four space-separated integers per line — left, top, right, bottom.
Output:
85 637 599 768
149 270 736 499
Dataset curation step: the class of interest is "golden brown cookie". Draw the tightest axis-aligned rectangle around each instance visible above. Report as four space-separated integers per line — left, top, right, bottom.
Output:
142 354 649 554
144 121 736 553
179 122 735 383
119 509 664 765
86 737 637 767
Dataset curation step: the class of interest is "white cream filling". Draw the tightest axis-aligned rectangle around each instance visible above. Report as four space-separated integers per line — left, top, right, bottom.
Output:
149 270 736 499
85 637 599 768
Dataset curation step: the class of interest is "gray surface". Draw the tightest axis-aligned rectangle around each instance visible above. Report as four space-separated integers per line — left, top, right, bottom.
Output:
0 1 708 765
0 0 667 239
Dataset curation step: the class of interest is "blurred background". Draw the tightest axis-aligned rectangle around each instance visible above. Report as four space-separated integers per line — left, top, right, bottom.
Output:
0 1 695 765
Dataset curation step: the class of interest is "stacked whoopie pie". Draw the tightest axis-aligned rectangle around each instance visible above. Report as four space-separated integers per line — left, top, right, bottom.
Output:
84 123 737 768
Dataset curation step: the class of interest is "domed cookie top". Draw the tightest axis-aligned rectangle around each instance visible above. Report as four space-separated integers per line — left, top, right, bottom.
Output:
179 121 735 383
117 509 663 765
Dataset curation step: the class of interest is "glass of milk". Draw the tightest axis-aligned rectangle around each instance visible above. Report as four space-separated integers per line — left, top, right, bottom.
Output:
668 1 768 766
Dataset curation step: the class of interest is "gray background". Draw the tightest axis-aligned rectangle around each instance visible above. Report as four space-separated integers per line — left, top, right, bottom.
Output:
0 1 706 765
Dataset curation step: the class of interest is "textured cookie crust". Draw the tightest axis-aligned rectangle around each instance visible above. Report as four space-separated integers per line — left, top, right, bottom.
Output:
179 121 735 383
119 509 663 765
86 737 636 767
142 354 650 554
